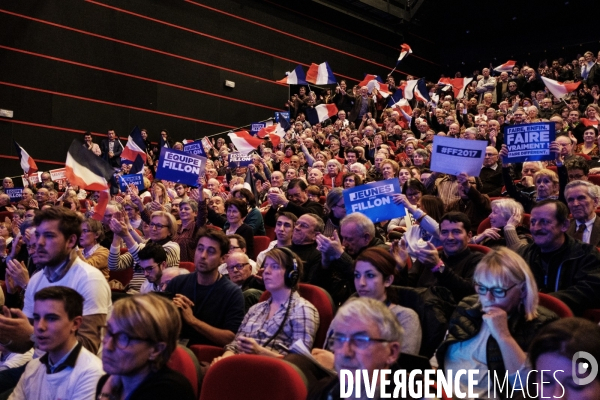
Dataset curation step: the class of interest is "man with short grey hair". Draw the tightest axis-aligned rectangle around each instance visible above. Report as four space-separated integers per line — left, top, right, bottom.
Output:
315 213 387 305
565 180 600 246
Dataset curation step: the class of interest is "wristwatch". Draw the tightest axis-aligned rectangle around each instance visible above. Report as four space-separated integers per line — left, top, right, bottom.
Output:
431 259 445 274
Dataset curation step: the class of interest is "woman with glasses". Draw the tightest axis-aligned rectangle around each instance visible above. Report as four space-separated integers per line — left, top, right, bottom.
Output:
108 211 180 293
387 179 431 232
342 173 362 189
436 247 558 398
98 294 195 400
78 218 109 279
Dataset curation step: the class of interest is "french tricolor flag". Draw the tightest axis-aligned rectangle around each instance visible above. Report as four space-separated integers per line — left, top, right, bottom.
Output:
277 65 307 85
305 103 338 125
121 126 147 163
257 118 291 148
358 74 391 98
13 140 38 176
414 78 430 103
397 43 412 64
494 60 516 73
402 79 419 100
541 77 581 100
306 62 337 85
65 140 114 220
437 77 473 99
228 130 264 155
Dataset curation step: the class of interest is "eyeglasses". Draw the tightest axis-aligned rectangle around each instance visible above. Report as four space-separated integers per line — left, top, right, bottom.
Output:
226 262 250 271
149 222 167 229
474 282 518 298
328 334 391 350
99 326 149 349
140 264 159 273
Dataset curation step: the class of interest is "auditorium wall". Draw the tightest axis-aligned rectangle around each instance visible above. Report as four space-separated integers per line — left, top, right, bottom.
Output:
0 0 440 176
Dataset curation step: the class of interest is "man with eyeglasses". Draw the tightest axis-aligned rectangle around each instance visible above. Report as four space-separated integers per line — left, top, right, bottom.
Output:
505 200 600 315
510 108 526 125
218 234 257 276
565 158 589 182
138 243 168 294
479 146 503 197
225 252 264 312
9 286 104 400
304 297 430 400
108 210 180 293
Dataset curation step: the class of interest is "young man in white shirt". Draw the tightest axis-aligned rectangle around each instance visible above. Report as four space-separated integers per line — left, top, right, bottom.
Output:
9 286 104 400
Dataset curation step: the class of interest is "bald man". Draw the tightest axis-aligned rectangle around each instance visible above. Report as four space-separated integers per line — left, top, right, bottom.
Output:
479 146 503 196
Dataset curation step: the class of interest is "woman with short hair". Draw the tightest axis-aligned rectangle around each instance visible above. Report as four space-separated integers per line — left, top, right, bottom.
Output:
224 198 255 259
79 218 109 279
97 294 195 400
437 247 558 398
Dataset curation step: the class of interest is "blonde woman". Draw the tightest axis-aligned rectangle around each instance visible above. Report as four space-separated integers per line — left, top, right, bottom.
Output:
98 294 195 400
436 248 558 398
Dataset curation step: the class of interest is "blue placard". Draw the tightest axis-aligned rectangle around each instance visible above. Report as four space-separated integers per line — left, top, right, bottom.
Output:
343 179 405 223
228 152 254 167
5 188 23 202
119 174 145 192
155 148 206 187
250 122 267 137
504 122 556 163
183 140 207 157
275 112 290 123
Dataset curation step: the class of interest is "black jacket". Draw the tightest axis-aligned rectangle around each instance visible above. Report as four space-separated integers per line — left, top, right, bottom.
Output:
401 246 484 303
517 234 600 315
315 237 388 306
436 295 558 399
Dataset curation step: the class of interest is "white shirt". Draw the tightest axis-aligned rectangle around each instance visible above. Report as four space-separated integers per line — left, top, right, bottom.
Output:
576 215 596 244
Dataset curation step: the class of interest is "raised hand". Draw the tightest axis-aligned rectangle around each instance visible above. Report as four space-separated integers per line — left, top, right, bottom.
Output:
390 238 409 269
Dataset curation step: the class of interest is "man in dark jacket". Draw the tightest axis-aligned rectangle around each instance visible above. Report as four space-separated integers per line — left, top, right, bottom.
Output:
401 212 484 303
505 199 600 315
264 179 323 226
315 213 387 305
100 129 123 169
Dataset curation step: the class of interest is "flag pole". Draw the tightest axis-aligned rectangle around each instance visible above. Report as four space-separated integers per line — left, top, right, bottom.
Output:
202 117 275 139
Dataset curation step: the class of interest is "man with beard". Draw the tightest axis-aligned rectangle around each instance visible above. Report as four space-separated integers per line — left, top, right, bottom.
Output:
166 229 244 346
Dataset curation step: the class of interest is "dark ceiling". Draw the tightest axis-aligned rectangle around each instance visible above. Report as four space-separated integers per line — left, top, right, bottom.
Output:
291 0 599 78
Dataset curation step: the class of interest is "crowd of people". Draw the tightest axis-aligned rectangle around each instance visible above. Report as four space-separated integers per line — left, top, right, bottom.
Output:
1 50 600 399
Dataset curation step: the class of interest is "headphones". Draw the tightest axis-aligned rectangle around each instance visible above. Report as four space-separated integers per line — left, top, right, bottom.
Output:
278 247 299 288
